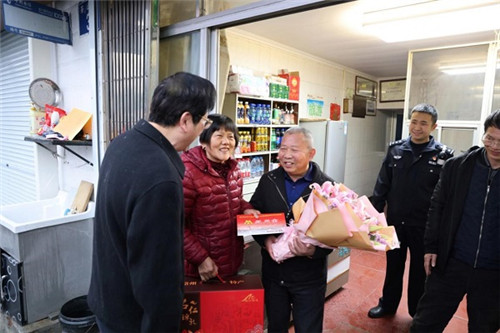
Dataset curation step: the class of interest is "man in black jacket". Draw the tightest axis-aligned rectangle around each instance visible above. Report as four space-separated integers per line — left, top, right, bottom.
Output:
368 104 454 319
88 72 216 333
250 127 333 333
411 109 500 332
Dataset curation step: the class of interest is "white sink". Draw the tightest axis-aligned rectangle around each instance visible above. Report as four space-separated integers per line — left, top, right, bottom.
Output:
0 191 95 233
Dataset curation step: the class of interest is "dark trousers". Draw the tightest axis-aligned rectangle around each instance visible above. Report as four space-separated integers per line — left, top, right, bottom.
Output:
96 317 121 333
380 224 426 316
411 258 500 333
262 276 326 333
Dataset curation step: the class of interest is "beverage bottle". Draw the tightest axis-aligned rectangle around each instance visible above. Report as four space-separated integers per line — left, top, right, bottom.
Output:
244 102 250 124
257 156 262 177
236 100 243 124
246 158 251 178
273 103 280 124
247 132 252 152
250 157 257 178
237 159 244 178
284 105 291 124
263 128 269 151
276 128 282 149
290 106 295 125
238 131 246 153
236 101 240 123
266 104 272 124
270 129 276 150
256 104 263 124
258 156 263 177
249 103 256 124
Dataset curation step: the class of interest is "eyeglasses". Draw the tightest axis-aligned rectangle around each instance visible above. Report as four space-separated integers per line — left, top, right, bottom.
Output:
482 134 500 148
201 116 213 129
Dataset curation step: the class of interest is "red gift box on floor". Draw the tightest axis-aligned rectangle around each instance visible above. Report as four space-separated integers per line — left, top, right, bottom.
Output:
181 275 264 333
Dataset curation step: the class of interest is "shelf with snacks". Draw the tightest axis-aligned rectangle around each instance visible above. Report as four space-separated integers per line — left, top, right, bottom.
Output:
222 93 299 186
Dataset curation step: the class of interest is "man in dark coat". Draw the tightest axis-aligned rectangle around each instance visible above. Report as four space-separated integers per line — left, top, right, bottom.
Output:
368 104 454 319
250 127 333 333
88 72 216 333
411 109 500 332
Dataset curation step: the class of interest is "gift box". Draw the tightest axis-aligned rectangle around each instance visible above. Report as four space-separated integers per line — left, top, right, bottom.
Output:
237 212 286 236
278 70 300 100
181 275 264 333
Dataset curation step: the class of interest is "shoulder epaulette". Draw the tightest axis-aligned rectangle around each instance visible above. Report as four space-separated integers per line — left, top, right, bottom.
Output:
436 144 454 160
389 139 405 147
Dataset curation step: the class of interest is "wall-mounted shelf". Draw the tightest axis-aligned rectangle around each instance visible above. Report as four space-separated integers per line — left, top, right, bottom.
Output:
24 136 93 166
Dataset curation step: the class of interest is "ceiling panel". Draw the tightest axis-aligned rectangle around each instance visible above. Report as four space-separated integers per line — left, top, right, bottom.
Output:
235 1 498 78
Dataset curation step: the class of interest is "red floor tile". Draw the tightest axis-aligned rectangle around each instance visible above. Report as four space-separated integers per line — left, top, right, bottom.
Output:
288 249 471 332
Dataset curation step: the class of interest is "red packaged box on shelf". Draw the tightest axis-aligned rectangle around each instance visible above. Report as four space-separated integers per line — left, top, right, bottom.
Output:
278 70 300 100
181 275 264 333
237 212 286 236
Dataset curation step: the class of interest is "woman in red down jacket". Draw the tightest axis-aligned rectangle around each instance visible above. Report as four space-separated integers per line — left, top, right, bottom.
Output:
182 114 260 281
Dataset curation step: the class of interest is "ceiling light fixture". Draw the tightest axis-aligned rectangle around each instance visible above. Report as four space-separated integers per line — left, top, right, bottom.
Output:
363 0 500 43
439 62 500 75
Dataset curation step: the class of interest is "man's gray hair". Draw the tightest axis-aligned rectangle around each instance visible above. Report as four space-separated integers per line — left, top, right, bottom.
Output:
284 127 314 149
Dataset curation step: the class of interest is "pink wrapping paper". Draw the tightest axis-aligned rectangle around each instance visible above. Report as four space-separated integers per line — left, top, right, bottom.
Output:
270 182 400 262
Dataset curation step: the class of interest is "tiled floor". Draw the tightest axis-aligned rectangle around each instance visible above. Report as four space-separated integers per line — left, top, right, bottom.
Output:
291 249 468 333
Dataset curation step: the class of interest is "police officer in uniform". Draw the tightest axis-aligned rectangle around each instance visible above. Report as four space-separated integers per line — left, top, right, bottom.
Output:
368 103 454 319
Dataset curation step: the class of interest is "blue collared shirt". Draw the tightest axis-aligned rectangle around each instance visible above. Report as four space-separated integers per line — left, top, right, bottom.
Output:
284 162 314 208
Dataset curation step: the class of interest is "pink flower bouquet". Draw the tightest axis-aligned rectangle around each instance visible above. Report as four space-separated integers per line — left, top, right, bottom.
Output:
271 181 400 262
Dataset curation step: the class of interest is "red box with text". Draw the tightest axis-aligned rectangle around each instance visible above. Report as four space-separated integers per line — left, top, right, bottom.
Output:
181 275 264 333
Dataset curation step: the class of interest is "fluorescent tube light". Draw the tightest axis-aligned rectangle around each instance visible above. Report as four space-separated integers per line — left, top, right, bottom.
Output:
363 0 500 43
441 67 486 75
439 62 500 75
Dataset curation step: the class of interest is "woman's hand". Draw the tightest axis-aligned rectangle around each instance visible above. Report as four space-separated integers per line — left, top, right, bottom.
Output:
243 208 261 217
198 257 218 282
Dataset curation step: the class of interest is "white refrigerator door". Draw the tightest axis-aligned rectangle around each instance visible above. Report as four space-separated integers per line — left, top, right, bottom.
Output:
324 120 348 183
300 119 327 170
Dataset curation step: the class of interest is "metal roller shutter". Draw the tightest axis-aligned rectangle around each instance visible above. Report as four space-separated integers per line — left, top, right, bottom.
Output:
0 31 36 205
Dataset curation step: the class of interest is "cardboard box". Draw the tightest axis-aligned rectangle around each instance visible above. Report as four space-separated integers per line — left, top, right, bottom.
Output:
226 73 269 97
237 213 286 236
53 108 92 140
181 275 264 333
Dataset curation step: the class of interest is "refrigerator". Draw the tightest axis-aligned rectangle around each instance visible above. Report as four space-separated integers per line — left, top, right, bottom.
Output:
300 119 348 183
300 119 350 297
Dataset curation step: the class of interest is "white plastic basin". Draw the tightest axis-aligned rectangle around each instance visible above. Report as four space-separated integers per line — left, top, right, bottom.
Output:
0 191 95 233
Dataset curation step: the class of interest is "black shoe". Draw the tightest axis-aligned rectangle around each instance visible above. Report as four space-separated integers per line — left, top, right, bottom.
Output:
368 305 396 318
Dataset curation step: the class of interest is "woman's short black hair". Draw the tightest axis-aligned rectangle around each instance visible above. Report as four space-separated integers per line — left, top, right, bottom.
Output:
148 72 216 126
484 109 500 132
199 114 239 147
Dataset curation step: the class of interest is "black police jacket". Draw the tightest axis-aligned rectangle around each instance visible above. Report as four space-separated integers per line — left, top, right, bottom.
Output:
371 136 454 227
